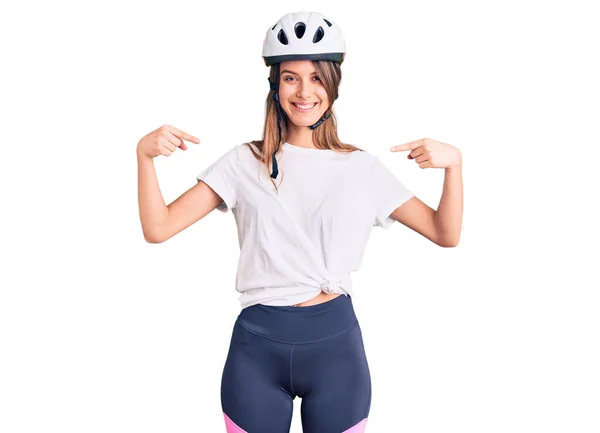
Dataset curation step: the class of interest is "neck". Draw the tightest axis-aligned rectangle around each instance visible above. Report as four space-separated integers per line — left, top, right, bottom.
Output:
286 124 317 149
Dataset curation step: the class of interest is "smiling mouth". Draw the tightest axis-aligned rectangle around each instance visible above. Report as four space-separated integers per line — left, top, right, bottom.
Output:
292 102 318 112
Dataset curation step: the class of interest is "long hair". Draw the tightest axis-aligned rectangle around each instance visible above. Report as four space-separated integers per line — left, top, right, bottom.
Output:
245 58 364 191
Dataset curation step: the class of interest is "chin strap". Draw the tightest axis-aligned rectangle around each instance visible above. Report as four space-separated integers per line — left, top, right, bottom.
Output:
309 111 331 130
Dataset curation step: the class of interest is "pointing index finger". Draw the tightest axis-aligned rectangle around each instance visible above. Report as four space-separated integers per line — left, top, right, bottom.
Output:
169 126 201 144
390 139 423 152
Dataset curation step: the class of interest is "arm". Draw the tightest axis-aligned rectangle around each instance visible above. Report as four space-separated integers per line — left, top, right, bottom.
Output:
434 164 463 247
158 180 223 243
390 164 463 247
137 151 222 243
137 151 168 242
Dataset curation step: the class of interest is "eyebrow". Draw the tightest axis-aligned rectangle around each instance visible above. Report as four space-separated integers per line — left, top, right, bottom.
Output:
280 70 319 76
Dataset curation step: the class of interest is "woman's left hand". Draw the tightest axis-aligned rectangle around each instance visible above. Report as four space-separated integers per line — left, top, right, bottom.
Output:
390 138 462 169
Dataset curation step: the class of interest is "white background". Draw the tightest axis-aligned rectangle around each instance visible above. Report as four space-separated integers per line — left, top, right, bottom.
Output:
1 0 599 432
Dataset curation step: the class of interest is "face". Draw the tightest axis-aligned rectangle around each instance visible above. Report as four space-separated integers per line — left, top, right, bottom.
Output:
277 60 329 128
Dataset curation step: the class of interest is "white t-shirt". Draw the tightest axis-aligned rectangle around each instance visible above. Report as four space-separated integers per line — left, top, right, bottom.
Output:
196 141 414 309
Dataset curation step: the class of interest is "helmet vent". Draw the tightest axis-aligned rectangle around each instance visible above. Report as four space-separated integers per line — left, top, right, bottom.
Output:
323 18 332 27
277 29 289 45
312 26 324 43
294 22 306 38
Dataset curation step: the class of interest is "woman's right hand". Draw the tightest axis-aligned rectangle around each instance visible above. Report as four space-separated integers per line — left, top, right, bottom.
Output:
136 124 201 159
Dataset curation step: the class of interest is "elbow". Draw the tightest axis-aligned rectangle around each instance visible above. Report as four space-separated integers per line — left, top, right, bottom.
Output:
143 230 164 244
439 236 460 248
436 232 461 248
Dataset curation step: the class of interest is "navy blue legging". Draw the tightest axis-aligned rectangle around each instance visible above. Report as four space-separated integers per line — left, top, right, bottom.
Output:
220 294 372 433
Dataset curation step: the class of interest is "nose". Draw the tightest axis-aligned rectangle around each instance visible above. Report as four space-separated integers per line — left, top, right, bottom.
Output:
296 79 316 99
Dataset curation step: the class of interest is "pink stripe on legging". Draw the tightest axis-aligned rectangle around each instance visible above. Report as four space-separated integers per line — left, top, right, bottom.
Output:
223 412 248 433
343 417 368 432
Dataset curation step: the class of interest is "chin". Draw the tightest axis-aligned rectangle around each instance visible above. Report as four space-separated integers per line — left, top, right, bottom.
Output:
286 110 327 127
298 119 319 127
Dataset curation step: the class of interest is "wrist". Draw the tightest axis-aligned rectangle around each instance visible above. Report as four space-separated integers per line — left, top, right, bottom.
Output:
446 153 462 169
136 148 151 161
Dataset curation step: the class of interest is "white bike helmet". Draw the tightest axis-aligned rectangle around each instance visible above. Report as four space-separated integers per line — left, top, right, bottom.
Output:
262 11 346 179
262 11 346 66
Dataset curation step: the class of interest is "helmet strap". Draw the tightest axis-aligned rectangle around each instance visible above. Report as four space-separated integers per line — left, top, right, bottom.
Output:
269 68 283 179
309 111 331 129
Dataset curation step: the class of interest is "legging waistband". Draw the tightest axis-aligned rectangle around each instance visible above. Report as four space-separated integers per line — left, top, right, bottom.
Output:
236 294 358 344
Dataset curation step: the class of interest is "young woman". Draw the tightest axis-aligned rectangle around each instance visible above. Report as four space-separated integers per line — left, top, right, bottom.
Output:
137 11 463 433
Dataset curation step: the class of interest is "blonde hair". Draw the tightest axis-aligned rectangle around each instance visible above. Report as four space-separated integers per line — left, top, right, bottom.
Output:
245 58 364 192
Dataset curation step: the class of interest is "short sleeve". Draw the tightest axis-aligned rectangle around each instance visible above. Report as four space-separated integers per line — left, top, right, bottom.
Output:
371 157 414 229
195 145 240 213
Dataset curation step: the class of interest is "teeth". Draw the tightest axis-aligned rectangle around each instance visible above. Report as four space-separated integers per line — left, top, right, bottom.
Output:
294 103 317 109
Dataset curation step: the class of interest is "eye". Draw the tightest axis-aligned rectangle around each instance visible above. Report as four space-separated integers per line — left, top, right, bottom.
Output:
283 76 321 81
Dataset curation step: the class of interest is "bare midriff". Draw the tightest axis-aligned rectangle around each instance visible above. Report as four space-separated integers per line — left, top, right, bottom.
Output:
291 291 341 307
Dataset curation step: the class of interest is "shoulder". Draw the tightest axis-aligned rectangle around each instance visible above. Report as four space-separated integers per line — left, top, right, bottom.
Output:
360 149 392 165
217 142 254 161
349 148 381 168
237 141 262 156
